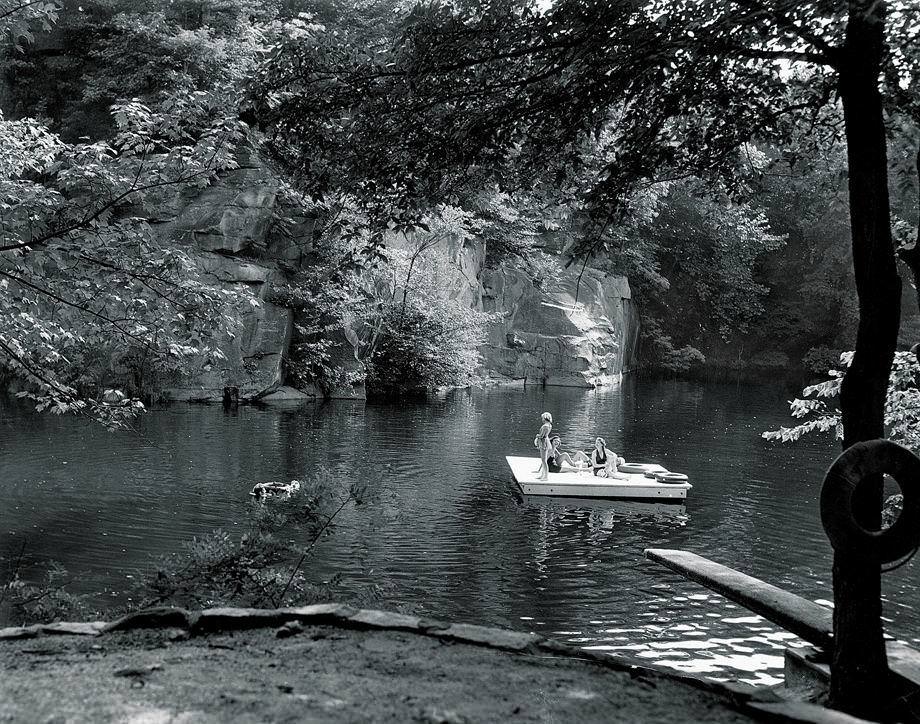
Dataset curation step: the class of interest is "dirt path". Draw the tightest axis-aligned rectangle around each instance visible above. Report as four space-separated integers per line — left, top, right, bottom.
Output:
1 624 757 723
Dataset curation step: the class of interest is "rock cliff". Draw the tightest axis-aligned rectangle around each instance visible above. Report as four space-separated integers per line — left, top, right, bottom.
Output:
151 147 301 402
151 148 639 400
385 230 639 388
481 265 638 387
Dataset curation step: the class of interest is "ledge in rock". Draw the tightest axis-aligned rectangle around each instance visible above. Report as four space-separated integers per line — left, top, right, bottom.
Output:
258 386 317 403
193 604 358 633
346 609 424 632
104 608 193 633
0 625 40 640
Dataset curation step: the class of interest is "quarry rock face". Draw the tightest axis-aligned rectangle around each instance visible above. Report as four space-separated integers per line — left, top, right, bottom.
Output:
480 265 638 388
383 230 639 388
154 146 637 401
163 255 293 403
157 147 299 402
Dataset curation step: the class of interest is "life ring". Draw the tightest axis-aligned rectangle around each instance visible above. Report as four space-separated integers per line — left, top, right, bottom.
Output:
656 472 688 483
820 439 920 564
618 463 648 474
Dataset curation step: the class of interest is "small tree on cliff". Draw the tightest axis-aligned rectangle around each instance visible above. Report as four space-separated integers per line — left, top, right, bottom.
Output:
257 1 919 716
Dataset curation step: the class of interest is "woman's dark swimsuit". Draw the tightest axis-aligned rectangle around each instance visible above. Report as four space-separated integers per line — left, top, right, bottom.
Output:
546 455 562 473
593 448 607 476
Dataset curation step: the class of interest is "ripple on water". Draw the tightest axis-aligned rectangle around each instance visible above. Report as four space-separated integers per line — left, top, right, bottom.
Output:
2 379 913 683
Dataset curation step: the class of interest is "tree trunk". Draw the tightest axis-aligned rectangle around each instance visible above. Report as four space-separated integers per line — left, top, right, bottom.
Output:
897 146 920 323
832 1 900 718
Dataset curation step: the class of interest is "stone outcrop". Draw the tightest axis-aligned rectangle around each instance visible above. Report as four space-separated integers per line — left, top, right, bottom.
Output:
383 230 639 388
163 254 293 402
145 142 637 400
151 146 302 402
481 264 638 387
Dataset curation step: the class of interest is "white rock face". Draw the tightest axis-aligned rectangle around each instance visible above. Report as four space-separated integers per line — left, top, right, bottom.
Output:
382 229 639 388
481 265 638 388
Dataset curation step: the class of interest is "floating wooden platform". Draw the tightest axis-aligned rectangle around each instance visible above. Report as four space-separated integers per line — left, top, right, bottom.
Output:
520 495 687 518
506 456 691 500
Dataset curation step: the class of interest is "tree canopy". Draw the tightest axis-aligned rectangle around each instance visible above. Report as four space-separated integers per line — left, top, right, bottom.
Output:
254 1 919 716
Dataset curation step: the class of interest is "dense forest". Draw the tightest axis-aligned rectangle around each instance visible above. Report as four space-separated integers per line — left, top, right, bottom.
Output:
3 0 918 422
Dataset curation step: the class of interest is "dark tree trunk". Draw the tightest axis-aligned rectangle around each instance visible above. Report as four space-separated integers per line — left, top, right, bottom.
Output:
832 1 901 718
897 146 920 324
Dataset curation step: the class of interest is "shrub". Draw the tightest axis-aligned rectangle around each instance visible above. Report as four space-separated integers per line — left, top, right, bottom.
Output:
139 470 367 610
1 470 374 624
763 350 920 451
365 300 490 396
1 562 99 625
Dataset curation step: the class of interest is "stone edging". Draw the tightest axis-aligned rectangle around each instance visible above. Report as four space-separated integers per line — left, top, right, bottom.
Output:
0 603 868 723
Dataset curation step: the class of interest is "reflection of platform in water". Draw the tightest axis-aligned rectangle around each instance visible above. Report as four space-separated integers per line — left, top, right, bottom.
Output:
521 494 687 519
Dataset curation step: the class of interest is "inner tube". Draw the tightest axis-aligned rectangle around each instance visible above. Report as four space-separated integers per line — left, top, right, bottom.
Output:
821 439 920 564
643 470 664 479
655 472 688 483
618 463 649 474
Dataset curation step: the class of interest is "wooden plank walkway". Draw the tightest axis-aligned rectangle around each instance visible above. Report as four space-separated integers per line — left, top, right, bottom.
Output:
645 548 834 648
645 548 920 693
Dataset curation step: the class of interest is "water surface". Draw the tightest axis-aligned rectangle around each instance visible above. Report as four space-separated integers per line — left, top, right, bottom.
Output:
3 379 917 685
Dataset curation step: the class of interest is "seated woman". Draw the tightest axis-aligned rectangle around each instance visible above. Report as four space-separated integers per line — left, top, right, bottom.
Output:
591 437 626 478
546 436 591 473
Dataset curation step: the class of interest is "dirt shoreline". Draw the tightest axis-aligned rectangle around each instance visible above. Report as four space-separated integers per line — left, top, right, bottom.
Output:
2 624 763 723
0 605 862 723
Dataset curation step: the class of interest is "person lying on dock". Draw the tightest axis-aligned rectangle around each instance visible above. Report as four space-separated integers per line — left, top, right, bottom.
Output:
546 436 592 473
591 437 627 479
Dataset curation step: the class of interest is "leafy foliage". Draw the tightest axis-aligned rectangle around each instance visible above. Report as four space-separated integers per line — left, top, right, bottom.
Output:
1 561 97 625
358 206 498 396
3 1 285 140
365 300 491 396
252 0 891 231
1 469 376 623
140 469 368 610
763 351 920 451
0 90 247 425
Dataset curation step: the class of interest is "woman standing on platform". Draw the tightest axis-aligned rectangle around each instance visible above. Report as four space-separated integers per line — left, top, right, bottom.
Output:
534 412 553 480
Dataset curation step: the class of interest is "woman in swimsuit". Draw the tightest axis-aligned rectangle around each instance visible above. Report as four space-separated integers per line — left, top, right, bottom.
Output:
591 437 625 478
535 412 553 480
546 436 591 473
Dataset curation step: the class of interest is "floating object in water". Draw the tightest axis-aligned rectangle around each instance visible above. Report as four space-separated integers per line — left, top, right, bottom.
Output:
506 457 691 500
250 480 302 498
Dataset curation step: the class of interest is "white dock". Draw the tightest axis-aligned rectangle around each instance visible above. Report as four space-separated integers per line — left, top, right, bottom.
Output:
506 456 691 500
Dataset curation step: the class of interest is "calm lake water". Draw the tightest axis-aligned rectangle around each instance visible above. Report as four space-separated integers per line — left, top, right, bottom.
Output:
2 378 918 685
